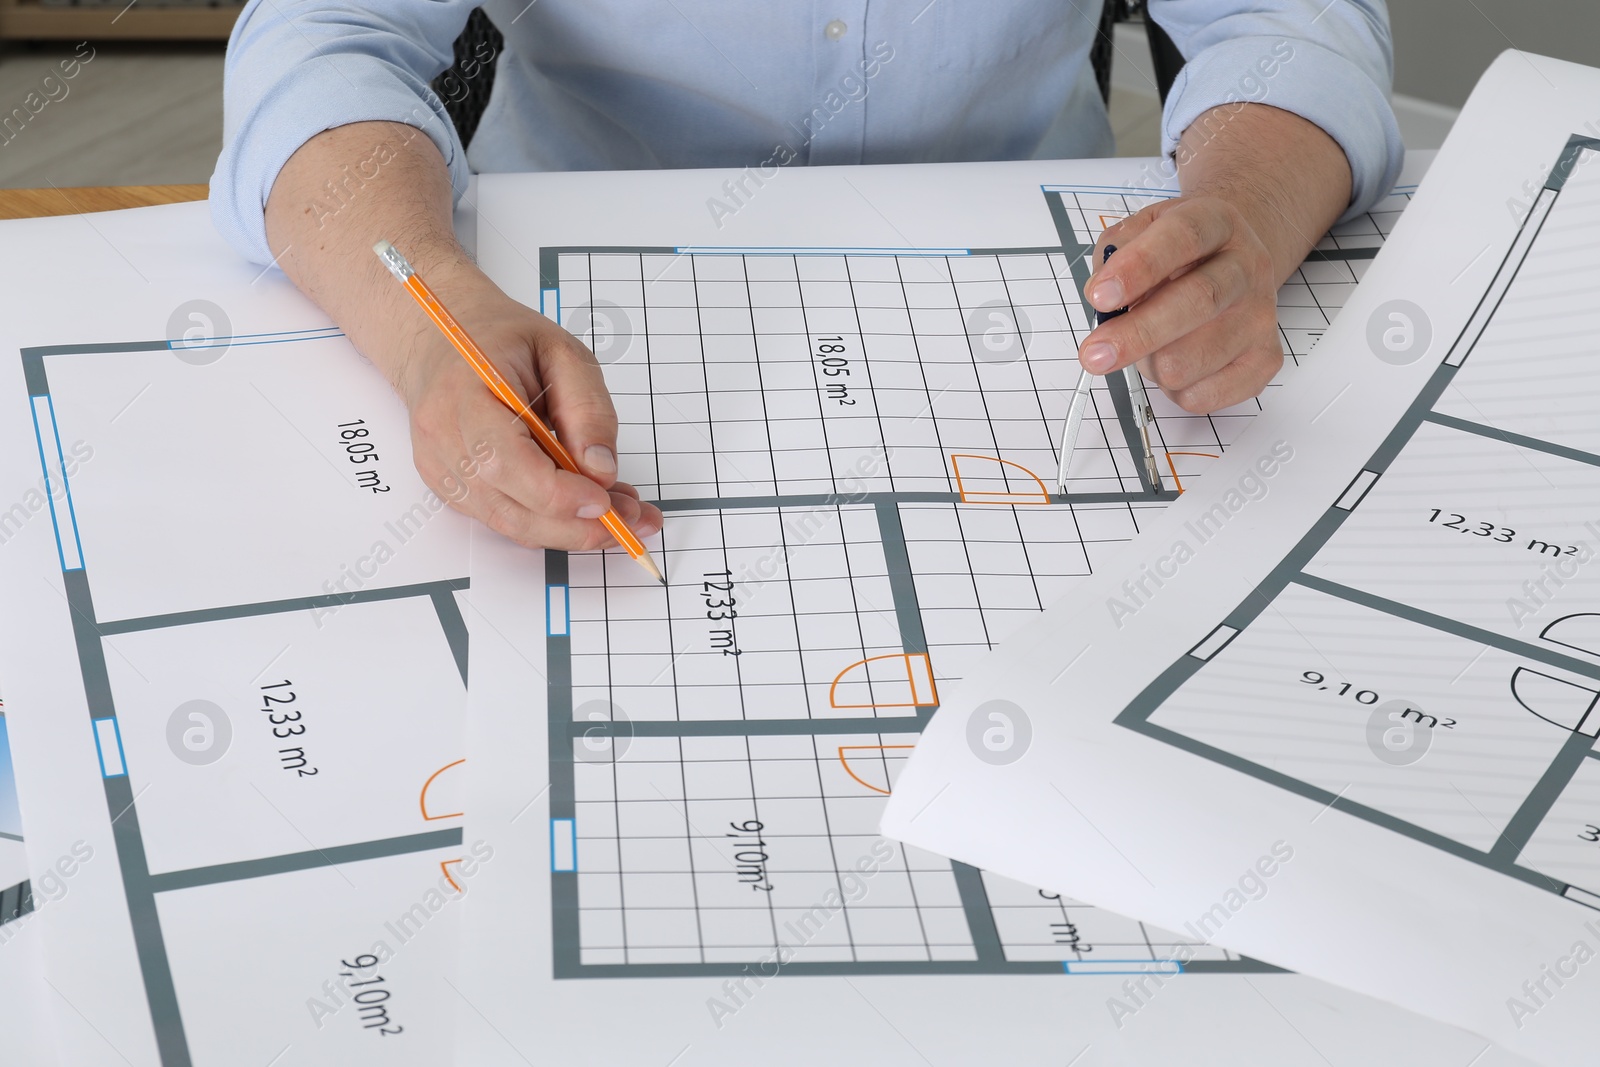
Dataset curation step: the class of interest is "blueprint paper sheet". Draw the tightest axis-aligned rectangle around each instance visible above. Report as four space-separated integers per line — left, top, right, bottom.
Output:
881 53 1600 1066
0 202 473 1067
454 154 1529 1063
0 701 60 1065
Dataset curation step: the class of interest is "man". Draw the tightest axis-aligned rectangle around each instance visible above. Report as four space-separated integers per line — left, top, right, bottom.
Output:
212 1 1402 551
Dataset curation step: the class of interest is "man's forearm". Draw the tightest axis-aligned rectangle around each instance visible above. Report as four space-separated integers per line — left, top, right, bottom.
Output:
1175 103 1354 284
264 120 486 398
261 119 659 549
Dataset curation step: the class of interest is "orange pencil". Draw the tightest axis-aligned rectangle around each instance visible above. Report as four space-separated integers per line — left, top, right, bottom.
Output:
374 239 665 585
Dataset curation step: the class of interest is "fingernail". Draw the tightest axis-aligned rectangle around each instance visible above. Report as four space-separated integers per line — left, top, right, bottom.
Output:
577 503 607 520
584 444 617 476
1090 278 1124 309
636 520 661 538
1080 343 1117 373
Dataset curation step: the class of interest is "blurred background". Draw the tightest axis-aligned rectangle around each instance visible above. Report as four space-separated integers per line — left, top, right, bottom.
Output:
0 0 1595 190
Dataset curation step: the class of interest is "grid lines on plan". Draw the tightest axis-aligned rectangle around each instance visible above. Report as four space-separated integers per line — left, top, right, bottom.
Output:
540 179 1410 980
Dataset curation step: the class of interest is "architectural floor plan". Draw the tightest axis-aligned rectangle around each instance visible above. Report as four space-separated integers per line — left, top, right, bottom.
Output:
0 706 28 928
2 274 474 1067
881 57 1600 1067
455 157 1529 1065
534 183 1402 979
1120 134 1600 913
0 708 55 1067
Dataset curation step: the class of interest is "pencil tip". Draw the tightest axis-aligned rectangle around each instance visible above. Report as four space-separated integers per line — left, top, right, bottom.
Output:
636 550 666 586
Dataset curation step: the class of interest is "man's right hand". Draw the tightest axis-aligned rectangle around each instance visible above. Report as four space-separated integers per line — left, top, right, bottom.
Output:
265 121 659 551
396 283 662 550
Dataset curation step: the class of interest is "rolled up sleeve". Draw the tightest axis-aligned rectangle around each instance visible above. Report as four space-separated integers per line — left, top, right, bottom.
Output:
210 0 475 265
1149 0 1404 221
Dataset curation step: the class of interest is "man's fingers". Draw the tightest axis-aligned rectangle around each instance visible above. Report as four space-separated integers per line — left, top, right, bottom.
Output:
603 483 665 538
453 385 664 536
1083 210 1158 318
1092 207 1160 265
473 483 620 551
464 388 614 520
464 481 661 551
1087 200 1234 313
1136 300 1276 393
1159 340 1284 415
595 487 656 533
1080 253 1252 373
536 332 621 487
625 494 664 538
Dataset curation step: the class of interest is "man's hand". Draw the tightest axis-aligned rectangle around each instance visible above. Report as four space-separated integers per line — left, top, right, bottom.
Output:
1081 196 1282 413
1076 103 1355 414
265 121 659 550
398 284 662 550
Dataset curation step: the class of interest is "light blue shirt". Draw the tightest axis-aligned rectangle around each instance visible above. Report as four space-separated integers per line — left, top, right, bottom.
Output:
212 0 1403 266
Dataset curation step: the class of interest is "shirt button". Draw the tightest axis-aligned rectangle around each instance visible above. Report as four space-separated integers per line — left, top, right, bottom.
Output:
824 19 848 40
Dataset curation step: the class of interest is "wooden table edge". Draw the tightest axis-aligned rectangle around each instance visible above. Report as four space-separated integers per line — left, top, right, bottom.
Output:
0 184 209 221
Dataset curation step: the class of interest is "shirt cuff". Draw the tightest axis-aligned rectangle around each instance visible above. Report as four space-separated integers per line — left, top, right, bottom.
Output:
1160 35 1404 222
210 53 469 266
